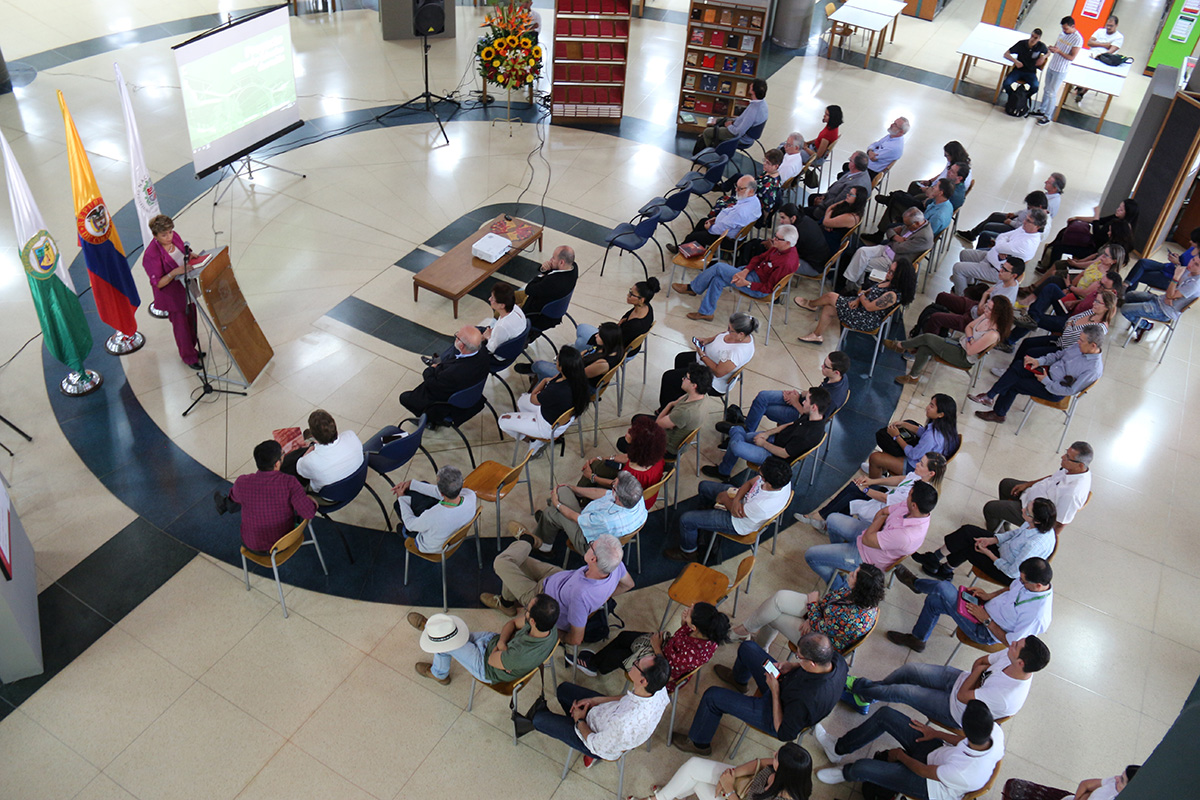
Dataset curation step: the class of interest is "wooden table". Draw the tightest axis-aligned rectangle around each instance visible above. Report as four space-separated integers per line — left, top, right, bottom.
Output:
413 215 543 317
952 22 1027 101
843 0 906 45
828 5 894 68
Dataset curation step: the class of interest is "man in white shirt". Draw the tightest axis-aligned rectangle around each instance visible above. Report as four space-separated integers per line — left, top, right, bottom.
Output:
865 117 910 177
391 465 478 553
423 281 526 367
1035 17 1083 123
951 210 1047 295
887 558 1054 652
1076 16 1124 103
917 257 1026 337
778 132 807 185
532 653 671 765
838 635 1049 722
816 699 1004 800
290 409 364 493
984 442 1092 534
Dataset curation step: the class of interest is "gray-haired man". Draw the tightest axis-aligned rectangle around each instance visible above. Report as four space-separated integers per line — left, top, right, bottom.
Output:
523 470 648 556
391 465 478 553
842 207 932 289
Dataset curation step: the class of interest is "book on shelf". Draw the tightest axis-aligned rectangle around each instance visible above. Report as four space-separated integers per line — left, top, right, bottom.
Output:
703 8 716 22
684 73 696 89
734 81 747 97
718 79 732 94
740 35 755 51
700 52 716 68
751 14 763 28
727 34 740 50
598 42 612 58
740 58 755 74
686 51 699 66
680 112 697 124
737 14 749 27
682 95 697 111
690 6 701 19
699 74 719 92
690 28 705 44
719 9 732 24
713 98 729 116
695 99 713 114
722 55 738 71
709 30 726 47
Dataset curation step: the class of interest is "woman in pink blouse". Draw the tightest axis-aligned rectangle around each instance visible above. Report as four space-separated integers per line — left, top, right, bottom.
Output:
141 214 200 368
730 564 885 653
569 602 731 691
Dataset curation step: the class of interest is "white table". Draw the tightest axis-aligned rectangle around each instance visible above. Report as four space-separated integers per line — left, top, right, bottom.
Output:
828 5 894 68
1072 47 1133 78
1054 61 1127 132
843 0 906 46
952 22 1028 102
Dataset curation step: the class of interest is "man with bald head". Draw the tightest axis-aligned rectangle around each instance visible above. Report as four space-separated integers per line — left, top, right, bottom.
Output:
669 175 762 253
400 324 491 420
521 244 579 334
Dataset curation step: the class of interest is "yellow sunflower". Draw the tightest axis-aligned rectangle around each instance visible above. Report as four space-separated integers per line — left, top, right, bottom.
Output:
528 58 536 67
494 37 508 51
532 45 543 58
526 74 534 83
520 37 532 49
480 46 495 61
492 60 501 68
506 35 519 47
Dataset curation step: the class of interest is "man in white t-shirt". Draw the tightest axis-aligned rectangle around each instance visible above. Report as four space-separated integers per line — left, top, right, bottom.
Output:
290 409 365 493
1035 16 1083 123
779 132 807 185
666 456 792 562
951 211 1047 294
1076 16 1124 103
838 635 1049 722
816 698 1004 800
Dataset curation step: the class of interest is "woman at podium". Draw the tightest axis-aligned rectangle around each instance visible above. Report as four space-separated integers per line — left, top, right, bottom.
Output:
143 214 201 369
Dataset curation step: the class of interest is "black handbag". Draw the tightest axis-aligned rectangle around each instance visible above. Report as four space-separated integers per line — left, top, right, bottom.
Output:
1095 52 1131 67
511 663 550 739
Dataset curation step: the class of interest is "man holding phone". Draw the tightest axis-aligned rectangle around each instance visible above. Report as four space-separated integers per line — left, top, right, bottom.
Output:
885 558 1053 653
672 633 846 756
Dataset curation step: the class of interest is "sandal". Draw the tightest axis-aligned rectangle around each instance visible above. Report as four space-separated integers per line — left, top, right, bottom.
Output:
793 297 815 310
797 334 824 344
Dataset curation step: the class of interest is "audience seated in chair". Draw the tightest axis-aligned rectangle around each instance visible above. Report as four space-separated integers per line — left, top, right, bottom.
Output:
914 497 1056 584
975 442 1093 536
400 324 491 420
390 465 478 554
692 77 769 155
658 312 758 412
842 207 932 291
887 295 1012 386
423 281 527 367
726 352 850 440
522 245 579 334
865 393 959 479
580 417 666 508
672 224 800 322
633 363 712 459
216 439 317 555
794 256 916 346
808 150 870 219
280 409 364 492
704 385 828 482
668 175 762 254
524 470 647 558
570 277 659 355
949 209 1046 295
635 742 813 800
802 452 945 533
499 345 591 455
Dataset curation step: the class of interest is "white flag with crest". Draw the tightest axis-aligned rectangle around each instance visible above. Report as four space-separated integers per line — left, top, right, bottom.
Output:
115 63 161 254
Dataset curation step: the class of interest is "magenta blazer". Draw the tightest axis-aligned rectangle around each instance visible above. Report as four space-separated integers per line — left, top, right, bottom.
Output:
142 231 189 313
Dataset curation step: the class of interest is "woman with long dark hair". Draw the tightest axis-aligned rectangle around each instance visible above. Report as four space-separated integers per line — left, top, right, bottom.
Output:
802 452 947 532
498 345 589 454
819 185 866 251
637 742 813 800
865 393 959 478
794 257 917 346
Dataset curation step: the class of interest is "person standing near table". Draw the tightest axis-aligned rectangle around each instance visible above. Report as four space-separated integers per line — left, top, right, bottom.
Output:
142 214 201 369
1034 17 1082 125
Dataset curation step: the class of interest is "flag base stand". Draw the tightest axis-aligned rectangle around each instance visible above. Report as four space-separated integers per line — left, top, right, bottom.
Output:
148 302 169 319
60 369 103 397
105 331 145 355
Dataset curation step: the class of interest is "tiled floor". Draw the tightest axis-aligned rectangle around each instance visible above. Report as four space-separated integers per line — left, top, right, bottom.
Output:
0 1 1195 798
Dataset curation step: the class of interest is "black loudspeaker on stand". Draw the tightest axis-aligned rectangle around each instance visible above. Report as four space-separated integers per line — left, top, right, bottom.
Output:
376 0 458 144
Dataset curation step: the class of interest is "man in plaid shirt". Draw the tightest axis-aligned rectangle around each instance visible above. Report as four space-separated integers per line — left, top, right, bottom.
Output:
220 440 317 553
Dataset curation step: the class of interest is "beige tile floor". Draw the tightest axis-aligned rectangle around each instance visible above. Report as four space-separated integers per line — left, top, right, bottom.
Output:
0 2 1194 798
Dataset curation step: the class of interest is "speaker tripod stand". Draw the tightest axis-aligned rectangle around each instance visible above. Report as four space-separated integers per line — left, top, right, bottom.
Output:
377 34 458 145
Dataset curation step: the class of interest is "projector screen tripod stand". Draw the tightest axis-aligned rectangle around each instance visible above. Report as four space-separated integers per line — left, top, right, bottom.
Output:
213 156 306 206
376 34 459 145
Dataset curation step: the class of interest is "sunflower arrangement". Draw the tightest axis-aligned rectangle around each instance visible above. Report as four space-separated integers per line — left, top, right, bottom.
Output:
476 0 543 90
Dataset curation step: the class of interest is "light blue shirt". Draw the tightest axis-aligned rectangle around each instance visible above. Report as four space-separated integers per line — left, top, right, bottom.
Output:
578 491 647 543
729 98 768 138
925 198 953 236
710 194 763 236
994 523 1056 579
1038 344 1103 396
867 133 905 171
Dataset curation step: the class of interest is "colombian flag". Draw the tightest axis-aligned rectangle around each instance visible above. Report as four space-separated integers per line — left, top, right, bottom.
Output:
59 91 140 337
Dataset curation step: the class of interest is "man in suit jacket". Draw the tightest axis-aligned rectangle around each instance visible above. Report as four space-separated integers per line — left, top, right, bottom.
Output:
400 325 490 420
521 245 578 332
808 151 871 220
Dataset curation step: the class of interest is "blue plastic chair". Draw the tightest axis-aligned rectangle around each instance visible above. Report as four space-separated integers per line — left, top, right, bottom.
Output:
675 155 730 211
691 136 739 171
314 459 392 563
423 378 501 469
635 190 695 243
734 121 767 173
365 415 438 485
526 292 576 353
488 318 533 408
600 210 664 280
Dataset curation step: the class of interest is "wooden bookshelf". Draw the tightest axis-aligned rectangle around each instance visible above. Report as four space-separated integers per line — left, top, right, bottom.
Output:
676 0 769 133
550 0 632 124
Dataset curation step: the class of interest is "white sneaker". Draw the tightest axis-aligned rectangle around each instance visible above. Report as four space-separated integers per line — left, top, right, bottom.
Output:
814 723 846 764
817 767 847 785
810 514 826 532
990 366 1006 378
860 459 871 475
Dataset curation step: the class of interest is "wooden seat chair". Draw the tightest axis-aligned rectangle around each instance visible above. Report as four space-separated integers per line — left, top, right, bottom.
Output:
667 234 726 297
787 239 851 321
644 465 677 532
403 508 484 612
463 449 534 547
733 434 825 505
923 341 997 404
514 406 584 486
467 642 559 745
241 519 327 619
718 220 759 266
719 363 748 416
563 521 646 572
734 270 794 346
823 2 853 52
665 427 702 513
837 303 903 377
945 626 1006 666
1013 379 1097 450
616 324 655 415
659 554 757 629
590 362 623 446
700 490 793 598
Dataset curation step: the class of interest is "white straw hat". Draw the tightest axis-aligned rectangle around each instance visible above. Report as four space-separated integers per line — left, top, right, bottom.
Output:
419 613 470 653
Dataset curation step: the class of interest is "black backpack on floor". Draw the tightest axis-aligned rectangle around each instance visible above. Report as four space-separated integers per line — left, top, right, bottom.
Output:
1006 84 1032 118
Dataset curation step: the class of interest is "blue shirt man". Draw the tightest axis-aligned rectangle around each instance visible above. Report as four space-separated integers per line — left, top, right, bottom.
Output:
1125 227 1200 292
865 117 909 175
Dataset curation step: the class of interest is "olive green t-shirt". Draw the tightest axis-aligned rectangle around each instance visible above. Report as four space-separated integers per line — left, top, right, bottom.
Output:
483 623 557 683
667 396 710 455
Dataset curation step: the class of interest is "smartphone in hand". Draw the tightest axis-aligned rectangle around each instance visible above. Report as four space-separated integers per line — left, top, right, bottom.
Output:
763 660 780 678
692 336 703 349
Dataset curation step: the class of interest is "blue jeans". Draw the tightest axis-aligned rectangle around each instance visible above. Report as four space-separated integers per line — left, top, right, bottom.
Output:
677 481 739 553
1010 283 1070 344
1121 292 1173 325
431 631 498 680
688 642 779 746
1004 68 1039 95
532 682 603 757
744 390 801 433
1036 67 1067 117
804 513 868 583
1125 258 1174 292
717 426 773 475
988 368 1064 418
850 662 958 728
531 359 559 380
835 707 941 799
911 577 996 643
574 324 599 351
690 263 768 316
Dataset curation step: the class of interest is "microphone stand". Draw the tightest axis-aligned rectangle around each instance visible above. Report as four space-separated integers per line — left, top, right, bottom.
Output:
180 243 246 417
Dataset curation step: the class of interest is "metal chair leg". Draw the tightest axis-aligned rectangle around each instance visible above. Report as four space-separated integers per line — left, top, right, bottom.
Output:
468 678 478 712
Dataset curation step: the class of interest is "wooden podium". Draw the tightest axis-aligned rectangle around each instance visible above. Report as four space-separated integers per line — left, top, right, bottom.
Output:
187 247 272 386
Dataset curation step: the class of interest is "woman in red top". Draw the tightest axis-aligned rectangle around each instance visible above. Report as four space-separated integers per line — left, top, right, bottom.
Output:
141 214 200 368
578 416 666 508
569 602 732 691
801 104 843 166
